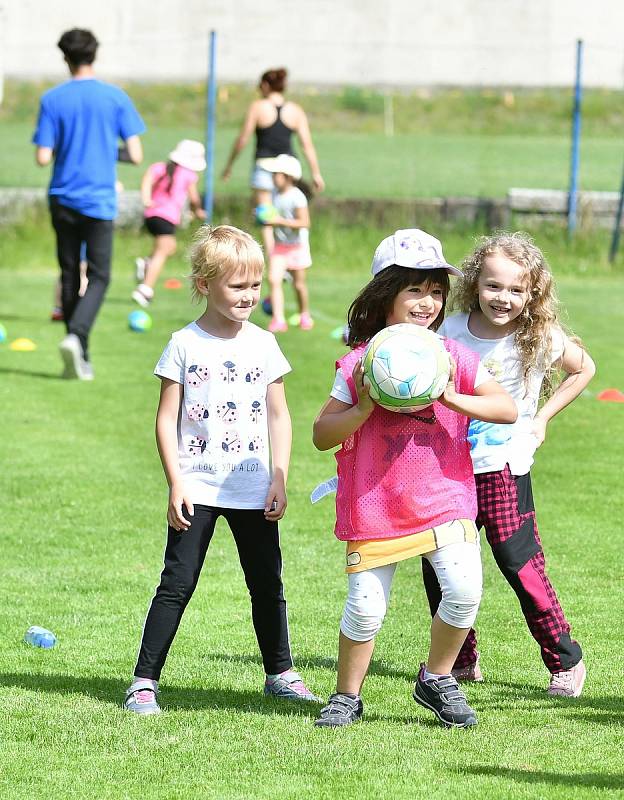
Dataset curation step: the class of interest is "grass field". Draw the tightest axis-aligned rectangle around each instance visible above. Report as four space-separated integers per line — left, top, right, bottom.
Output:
0 213 623 799
3 80 624 198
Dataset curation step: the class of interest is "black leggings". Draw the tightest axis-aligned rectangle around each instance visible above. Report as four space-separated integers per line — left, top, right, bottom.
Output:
134 505 293 680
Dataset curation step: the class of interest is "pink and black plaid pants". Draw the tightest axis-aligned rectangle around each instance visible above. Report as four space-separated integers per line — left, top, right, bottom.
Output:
422 465 582 674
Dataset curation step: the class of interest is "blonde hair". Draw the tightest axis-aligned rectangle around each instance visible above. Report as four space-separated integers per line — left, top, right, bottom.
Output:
189 225 264 302
454 232 566 397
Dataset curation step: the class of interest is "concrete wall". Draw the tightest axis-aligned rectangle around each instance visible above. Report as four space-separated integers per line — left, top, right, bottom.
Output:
2 0 624 88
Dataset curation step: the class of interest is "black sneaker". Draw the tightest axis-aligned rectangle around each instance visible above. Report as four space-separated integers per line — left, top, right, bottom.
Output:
413 664 478 728
314 693 363 728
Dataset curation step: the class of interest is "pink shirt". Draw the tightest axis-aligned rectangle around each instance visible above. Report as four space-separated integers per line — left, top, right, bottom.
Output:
144 162 198 225
334 339 479 542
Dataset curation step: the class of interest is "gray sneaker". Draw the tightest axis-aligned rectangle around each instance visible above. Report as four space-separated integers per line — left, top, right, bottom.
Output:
80 360 95 381
59 333 88 380
124 682 161 715
264 669 321 702
135 257 147 282
59 334 94 381
413 664 478 728
314 693 363 727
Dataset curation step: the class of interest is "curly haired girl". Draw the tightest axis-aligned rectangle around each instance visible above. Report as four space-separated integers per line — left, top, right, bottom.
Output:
422 231 595 697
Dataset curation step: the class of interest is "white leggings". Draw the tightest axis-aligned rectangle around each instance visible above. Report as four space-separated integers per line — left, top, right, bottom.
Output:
340 541 482 642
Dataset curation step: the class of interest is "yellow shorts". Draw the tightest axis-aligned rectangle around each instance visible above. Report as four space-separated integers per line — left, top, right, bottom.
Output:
345 519 478 573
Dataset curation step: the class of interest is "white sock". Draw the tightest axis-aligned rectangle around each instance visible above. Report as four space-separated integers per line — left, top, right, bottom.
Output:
130 676 158 692
423 667 446 682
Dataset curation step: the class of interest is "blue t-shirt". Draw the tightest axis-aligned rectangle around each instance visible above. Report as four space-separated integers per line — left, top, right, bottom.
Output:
32 79 145 220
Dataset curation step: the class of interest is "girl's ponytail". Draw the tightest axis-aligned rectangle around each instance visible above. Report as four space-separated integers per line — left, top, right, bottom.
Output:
295 177 313 201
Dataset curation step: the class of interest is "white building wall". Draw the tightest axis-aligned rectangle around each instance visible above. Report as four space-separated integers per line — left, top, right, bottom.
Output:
1 0 623 88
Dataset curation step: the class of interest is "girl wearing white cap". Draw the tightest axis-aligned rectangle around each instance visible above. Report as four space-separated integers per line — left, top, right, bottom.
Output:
260 154 314 332
312 229 517 730
133 140 207 307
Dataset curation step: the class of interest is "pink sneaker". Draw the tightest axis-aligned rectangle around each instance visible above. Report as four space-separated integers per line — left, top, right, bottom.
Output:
451 653 484 683
547 660 586 697
264 669 322 702
268 318 288 333
299 312 315 331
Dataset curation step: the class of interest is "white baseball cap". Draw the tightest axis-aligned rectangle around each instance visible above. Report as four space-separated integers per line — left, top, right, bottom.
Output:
169 140 206 172
259 154 302 180
371 229 463 277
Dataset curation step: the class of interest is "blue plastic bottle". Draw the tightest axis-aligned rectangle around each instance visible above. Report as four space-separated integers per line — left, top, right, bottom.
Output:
24 625 56 649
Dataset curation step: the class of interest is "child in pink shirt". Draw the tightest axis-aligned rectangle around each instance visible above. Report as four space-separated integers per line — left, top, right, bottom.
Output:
133 140 206 307
312 229 517 729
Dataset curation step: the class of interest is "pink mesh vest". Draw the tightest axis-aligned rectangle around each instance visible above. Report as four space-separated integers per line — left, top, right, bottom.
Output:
334 338 480 541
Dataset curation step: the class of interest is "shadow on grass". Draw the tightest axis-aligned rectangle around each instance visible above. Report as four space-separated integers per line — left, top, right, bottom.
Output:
202 650 424 683
476 679 624 723
0 671 319 718
458 765 624 791
0 670 443 727
0 366 60 380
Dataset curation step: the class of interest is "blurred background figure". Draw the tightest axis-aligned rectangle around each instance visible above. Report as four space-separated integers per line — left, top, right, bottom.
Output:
133 140 207 308
221 67 324 254
33 28 145 380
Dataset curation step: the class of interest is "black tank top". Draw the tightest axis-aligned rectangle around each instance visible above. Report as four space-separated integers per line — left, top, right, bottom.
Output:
255 106 294 159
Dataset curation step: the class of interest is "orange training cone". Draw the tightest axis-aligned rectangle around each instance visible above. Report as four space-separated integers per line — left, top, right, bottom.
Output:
597 388 624 403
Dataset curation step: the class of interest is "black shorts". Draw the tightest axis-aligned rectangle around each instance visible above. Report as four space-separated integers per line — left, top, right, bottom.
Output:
144 216 176 236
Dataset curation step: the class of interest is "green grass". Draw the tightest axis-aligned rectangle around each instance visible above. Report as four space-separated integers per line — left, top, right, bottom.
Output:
3 79 624 198
0 215 623 799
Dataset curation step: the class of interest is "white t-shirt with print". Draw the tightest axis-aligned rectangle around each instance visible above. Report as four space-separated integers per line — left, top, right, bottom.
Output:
272 185 308 245
154 321 291 509
439 312 565 476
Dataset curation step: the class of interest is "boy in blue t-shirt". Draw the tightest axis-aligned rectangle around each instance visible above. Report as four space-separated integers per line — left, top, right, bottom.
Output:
33 28 145 380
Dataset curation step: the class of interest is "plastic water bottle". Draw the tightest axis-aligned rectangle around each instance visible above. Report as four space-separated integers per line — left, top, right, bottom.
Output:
24 625 56 649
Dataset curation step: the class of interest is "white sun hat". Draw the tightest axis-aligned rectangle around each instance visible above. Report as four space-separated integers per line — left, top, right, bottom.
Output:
371 229 463 277
258 154 302 180
169 140 207 172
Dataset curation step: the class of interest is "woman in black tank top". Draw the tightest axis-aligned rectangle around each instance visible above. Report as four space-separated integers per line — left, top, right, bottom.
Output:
222 68 324 251
254 105 294 160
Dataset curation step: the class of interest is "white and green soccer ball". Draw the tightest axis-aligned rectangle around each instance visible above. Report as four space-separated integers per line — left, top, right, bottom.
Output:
362 323 450 413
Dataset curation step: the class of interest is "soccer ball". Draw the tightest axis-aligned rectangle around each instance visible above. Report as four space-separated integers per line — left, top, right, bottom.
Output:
362 323 450 413
128 309 152 332
255 203 278 225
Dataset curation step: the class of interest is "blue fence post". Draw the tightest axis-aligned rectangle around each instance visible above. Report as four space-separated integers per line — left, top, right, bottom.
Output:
609 161 624 262
204 30 217 222
567 39 583 236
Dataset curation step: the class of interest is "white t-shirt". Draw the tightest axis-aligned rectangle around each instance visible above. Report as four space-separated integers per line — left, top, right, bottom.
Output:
439 313 566 476
154 321 291 508
272 185 308 245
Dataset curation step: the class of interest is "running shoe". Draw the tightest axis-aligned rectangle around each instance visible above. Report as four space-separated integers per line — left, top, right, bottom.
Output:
124 683 161 715
452 653 484 683
264 670 321 702
268 318 288 333
314 693 363 728
135 257 148 283
413 664 478 728
547 660 586 698
299 312 315 331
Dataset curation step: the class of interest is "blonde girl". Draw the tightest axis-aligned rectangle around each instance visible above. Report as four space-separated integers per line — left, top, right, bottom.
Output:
125 225 318 714
423 231 595 697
